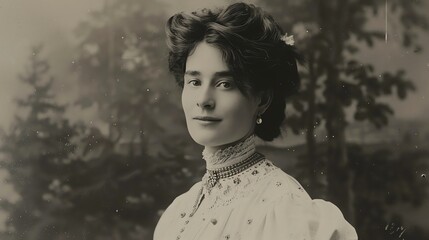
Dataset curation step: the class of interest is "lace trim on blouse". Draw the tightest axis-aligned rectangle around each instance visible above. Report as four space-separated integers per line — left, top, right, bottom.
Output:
202 134 256 171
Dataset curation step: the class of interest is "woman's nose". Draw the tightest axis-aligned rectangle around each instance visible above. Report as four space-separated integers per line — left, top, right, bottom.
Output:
196 88 215 109
197 99 215 109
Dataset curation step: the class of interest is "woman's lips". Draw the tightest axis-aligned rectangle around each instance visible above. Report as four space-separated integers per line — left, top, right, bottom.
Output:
192 117 222 125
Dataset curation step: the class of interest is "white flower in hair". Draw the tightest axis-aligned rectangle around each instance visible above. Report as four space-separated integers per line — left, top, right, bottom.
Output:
280 33 295 46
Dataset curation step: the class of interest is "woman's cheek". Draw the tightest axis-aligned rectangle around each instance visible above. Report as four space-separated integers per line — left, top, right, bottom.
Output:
181 89 192 117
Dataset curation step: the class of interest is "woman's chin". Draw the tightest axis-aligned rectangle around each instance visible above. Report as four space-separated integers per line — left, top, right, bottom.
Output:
191 133 246 149
191 136 218 147
190 133 223 147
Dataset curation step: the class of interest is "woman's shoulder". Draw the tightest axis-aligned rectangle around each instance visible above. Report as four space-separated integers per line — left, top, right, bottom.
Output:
165 180 203 212
256 161 312 203
176 181 203 201
154 181 203 239
256 160 358 239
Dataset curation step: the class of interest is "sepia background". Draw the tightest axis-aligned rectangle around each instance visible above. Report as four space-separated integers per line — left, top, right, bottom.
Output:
0 0 428 239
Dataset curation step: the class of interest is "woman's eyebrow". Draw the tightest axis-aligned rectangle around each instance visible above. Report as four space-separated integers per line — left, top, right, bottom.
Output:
184 70 201 76
213 71 233 78
184 70 233 78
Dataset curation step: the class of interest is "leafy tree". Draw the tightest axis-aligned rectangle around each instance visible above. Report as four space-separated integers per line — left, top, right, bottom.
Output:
257 0 428 222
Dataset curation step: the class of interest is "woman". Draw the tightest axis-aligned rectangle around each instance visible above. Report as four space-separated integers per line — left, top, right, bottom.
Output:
154 2 358 240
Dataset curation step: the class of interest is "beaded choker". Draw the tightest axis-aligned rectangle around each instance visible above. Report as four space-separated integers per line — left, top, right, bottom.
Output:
204 151 265 191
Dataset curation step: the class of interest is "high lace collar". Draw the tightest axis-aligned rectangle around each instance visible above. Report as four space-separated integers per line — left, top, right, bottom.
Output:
202 134 256 171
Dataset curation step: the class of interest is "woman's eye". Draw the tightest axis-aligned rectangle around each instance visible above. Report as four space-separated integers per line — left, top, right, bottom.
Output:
218 81 233 89
187 79 200 86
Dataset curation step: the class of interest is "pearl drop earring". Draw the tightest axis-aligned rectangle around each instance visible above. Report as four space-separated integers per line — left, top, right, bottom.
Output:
256 114 262 124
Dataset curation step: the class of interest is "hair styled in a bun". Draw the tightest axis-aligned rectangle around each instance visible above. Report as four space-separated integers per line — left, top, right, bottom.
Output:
165 2 303 141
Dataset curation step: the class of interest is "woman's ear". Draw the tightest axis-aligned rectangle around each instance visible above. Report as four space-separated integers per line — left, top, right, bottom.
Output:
258 90 273 114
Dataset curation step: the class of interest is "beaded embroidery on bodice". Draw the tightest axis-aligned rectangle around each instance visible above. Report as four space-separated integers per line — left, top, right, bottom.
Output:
173 160 281 240
201 159 277 210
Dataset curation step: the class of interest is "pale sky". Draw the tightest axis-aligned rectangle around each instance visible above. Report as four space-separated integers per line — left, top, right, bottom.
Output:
0 0 428 231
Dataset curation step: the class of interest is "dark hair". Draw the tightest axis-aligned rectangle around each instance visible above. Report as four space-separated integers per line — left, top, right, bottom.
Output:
165 2 303 141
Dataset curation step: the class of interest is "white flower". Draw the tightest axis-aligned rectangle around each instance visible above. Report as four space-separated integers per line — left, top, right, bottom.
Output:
280 33 295 46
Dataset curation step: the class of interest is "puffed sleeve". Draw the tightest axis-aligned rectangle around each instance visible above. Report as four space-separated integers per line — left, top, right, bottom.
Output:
310 199 358 240
285 173 358 239
239 172 358 240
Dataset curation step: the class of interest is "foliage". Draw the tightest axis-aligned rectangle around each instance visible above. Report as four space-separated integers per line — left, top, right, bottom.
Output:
69 0 202 238
0 2 201 236
348 144 429 240
257 0 428 220
0 45 80 240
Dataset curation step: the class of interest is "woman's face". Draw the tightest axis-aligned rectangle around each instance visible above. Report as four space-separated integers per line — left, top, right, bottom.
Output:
182 41 261 150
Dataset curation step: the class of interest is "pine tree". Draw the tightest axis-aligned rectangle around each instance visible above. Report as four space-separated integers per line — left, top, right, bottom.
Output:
0 45 79 240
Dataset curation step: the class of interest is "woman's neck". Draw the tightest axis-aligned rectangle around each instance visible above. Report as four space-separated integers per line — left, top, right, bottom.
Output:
202 134 256 171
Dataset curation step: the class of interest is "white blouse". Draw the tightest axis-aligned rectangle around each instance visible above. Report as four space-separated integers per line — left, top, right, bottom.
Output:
154 158 358 240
